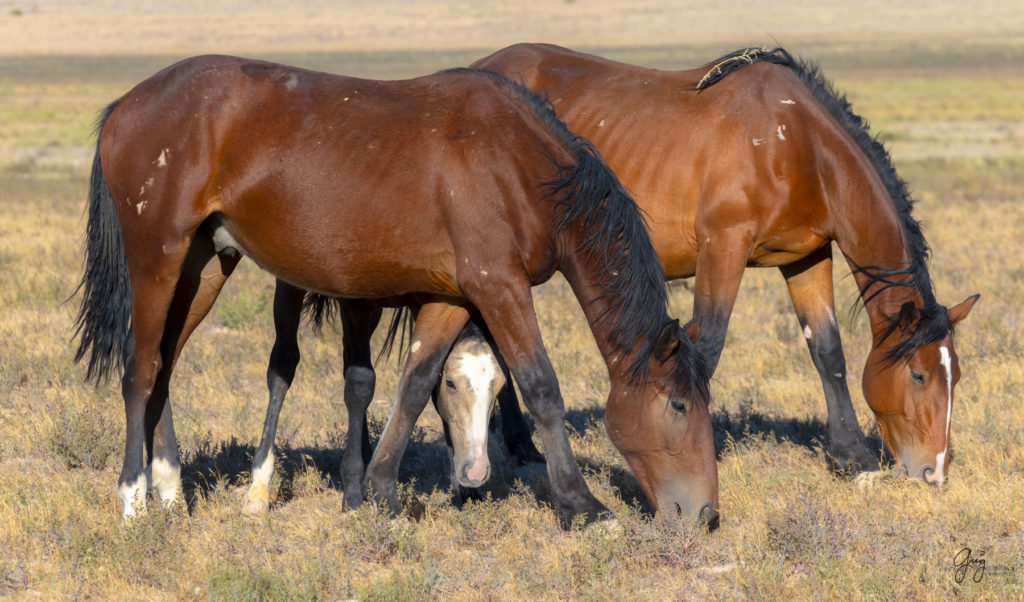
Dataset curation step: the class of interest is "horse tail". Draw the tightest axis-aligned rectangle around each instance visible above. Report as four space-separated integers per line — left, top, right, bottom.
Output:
72 100 132 384
377 307 413 364
301 293 413 363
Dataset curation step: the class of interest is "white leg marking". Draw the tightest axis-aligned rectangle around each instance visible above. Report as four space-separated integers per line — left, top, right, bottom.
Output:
148 458 181 505
119 474 148 520
242 450 276 515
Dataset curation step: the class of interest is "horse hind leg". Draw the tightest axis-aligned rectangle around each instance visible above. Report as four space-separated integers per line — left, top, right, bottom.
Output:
142 229 241 513
242 280 304 515
338 299 383 510
780 246 877 473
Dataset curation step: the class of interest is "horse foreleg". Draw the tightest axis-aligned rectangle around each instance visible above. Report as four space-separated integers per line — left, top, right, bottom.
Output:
690 229 752 373
362 302 469 515
781 245 878 473
470 279 607 528
338 299 383 510
241 280 304 514
493 354 544 465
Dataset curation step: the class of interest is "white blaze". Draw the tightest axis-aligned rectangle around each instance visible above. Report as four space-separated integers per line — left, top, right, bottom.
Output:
934 345 953 484
459 351 498 463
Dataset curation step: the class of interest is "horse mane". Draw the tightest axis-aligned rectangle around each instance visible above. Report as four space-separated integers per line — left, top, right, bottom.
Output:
444 68 709 395
696 47 950 363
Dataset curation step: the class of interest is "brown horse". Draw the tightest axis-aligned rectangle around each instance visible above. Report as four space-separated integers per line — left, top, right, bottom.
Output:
473 44 979 483
72 56 717 527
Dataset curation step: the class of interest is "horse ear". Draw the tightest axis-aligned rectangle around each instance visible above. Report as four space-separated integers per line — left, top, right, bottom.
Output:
654 319 680 362
947 294 980 326
898 301 919 331
682 319 700 344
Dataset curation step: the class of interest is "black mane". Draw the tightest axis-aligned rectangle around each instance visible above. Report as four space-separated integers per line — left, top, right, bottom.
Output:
454 68 709 395
696 47 950 363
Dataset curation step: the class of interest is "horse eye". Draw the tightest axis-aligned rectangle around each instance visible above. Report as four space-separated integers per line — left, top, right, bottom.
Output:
445 377 456 390
910 371 926 385
670 399 687 414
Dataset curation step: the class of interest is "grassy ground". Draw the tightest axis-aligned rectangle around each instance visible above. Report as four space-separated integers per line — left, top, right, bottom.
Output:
2 35 1023 600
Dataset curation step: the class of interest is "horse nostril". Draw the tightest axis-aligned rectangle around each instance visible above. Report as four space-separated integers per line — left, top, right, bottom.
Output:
699 503 720 532
920 464 937 484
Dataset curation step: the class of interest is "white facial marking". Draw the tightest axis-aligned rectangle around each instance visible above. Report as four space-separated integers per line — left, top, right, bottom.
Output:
119 474 148 519
780 99 796 105
934 345 953 484
410 340 421 354
803 324 813 340
459 351 498 456
148 458 181 504
777 124 787 140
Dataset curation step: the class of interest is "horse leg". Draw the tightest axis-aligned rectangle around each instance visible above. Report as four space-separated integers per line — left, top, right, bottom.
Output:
338 299 383 510
690 230 753 372
468 278 607 528
241 279 305 514
148 234 241 510
362 302 470 514
781 246 878 473
494 358 544 465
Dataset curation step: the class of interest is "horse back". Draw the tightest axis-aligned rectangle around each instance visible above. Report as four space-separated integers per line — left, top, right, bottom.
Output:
473 44 858 276
99 55 567 298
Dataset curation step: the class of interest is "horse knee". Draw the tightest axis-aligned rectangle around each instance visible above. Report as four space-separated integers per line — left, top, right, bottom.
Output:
344 365 376 409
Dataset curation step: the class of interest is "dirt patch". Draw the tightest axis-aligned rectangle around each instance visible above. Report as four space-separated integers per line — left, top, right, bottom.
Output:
1 0 1022 56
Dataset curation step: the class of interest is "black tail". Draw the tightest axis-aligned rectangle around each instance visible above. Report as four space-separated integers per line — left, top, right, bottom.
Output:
302 293 414 364
72 100 132 383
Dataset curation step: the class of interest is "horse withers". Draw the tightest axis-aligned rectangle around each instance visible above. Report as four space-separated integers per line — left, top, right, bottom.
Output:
73 56 717 528
472 44 978 484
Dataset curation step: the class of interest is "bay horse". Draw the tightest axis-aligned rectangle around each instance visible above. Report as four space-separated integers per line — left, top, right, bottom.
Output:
240 304 510 514
72 56 717 527
472 44 979 483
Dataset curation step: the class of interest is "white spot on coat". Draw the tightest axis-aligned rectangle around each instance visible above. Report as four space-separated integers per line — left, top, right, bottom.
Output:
752 137 766 146
598 119 606 127
777 125 787 140
803 324 813 340
480 270 488 277
156 148 168 167
136 200 148 215
410 340 421 354
781 99 796 104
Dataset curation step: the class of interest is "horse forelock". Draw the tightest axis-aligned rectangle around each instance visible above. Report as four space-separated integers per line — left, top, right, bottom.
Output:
697 46 943 360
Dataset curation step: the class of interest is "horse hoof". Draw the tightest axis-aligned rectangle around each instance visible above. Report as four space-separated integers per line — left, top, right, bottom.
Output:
241 487 270 516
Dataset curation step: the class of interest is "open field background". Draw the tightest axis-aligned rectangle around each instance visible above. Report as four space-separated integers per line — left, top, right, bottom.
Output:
1 1 1023 599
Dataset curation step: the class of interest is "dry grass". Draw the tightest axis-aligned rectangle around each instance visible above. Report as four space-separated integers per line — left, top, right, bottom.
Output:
2 3 1024 598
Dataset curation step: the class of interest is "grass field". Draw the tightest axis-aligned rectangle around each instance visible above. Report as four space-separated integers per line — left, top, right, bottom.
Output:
2 7 1024 598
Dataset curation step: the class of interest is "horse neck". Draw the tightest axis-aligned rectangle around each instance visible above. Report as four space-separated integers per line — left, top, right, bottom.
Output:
827 154 927 342
556 245 659 382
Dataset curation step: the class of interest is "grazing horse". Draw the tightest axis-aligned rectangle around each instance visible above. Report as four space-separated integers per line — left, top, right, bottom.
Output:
472 44 978 482
240 304 507 514
72 56 717 527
